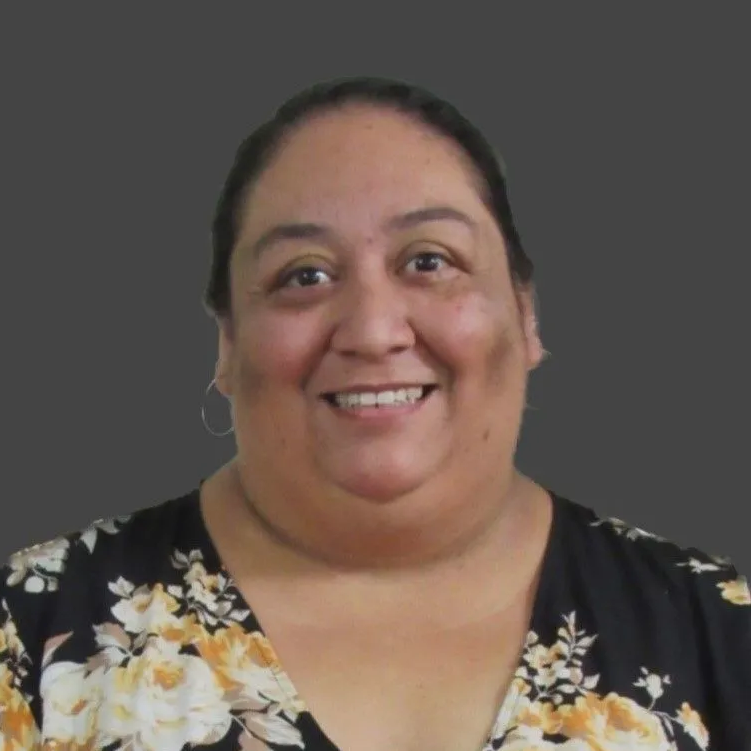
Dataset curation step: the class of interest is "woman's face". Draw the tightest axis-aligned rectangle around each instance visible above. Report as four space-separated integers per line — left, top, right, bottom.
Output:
216 105 543 505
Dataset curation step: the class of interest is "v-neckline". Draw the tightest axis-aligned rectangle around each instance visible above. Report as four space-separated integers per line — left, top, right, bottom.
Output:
189 484 562 750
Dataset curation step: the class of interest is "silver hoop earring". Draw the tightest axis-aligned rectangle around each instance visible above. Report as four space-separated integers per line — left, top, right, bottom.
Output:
201 378 234 437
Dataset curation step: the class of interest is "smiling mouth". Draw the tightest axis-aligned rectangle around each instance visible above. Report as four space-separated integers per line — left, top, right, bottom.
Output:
321 385 438 410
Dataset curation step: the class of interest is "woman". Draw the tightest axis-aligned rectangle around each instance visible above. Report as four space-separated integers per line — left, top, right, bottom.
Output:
1 77 748 751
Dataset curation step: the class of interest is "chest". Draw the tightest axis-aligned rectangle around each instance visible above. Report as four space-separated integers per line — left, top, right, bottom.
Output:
255 613 530 751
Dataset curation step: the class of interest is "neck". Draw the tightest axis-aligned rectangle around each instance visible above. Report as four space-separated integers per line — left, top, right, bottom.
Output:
205 459 547 580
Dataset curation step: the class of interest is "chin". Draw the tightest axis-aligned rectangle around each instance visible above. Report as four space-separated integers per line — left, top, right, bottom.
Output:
340 478 422 504
327 458 434 504
319 443 445 503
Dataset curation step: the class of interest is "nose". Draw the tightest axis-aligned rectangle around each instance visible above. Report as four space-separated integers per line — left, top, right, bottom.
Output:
330 276 415 360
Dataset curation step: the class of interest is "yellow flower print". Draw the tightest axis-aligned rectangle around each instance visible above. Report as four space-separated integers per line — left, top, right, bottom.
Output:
718 576 751 606
110 580 183 636
0 603 30 685
525 642 565 672
194 623 306 721
492 725 559 750
0 664 40 750
193 622 281 689
158 612 201 645
97 637 232 751
556 692 673 750
169 550 251 628
0 620 20 662
514 698 561 736
509 675 531 698
501 614 712 750
184 559 222 591
515 615 600 704
677 702 709 750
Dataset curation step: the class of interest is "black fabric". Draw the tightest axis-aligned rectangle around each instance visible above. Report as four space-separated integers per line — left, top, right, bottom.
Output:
1 488 749 750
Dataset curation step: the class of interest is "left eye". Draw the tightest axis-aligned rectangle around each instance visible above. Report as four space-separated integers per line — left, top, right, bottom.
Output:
404 252 449 274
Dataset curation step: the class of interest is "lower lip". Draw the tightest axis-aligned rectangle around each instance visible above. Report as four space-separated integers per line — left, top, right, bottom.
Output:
322 391 434 423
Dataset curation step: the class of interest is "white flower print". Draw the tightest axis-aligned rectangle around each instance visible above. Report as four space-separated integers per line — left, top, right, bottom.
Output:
170 549 250 628
97 636 233 751
590 517 667 543
61 555 308 750
110 579 183 636
6 537 70 593
677 557 722 574
515 612 600 706
634 667 672 705
40 660 104 746
192 623 305 748
491 613 710 751
0 600 28 671
675 554 750 607
79 514 131 553
4 514 131 595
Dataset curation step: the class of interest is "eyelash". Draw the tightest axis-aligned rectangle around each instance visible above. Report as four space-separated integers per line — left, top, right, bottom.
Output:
403 251 450 275
279 266 333 289
276 250 452 290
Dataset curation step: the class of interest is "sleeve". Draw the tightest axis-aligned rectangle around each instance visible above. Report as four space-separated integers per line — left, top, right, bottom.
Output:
0 581 42 749
691 557 751 750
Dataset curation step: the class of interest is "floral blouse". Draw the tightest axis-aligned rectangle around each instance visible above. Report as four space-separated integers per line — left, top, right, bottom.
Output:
1 488 749 751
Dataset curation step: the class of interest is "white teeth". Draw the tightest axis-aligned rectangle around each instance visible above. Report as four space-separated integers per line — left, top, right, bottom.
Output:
332 386 427 409
361 393 377 407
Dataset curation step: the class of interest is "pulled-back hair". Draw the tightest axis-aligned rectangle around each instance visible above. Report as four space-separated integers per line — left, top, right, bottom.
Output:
205 76 533 317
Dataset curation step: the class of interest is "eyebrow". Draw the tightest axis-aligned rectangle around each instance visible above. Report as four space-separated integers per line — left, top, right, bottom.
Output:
248 205 477 259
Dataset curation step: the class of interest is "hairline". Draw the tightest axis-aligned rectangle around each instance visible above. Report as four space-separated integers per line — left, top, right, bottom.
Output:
228 101 501 267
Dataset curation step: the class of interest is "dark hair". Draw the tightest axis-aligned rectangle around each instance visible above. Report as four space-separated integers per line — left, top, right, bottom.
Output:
205 76 533 318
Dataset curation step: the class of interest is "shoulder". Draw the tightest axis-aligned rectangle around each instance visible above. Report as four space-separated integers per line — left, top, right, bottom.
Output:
3 515 131 597
555 494 750 743
557 493 749 607
0 489 200 660
0 489 200 744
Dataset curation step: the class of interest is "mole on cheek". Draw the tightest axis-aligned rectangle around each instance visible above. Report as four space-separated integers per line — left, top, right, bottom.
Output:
482 428 491 442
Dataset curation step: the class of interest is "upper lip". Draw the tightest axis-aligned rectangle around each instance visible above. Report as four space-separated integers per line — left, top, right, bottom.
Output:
320 382 437 395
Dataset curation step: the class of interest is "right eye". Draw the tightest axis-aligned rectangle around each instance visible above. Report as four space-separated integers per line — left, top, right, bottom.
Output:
279 266 333 289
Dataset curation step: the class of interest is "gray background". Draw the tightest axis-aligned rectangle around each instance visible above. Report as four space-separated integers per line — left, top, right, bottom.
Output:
1 6 748 572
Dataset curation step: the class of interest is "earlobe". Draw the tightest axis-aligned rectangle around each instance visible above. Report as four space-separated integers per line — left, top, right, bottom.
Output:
214 360 232 397
525 316 546 370
518 289 546 370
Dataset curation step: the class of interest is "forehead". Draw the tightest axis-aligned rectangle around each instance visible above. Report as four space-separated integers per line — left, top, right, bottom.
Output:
238 105 491 234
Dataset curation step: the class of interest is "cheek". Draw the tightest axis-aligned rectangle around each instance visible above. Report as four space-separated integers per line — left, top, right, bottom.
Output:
425 294 519 378
234 311 327 392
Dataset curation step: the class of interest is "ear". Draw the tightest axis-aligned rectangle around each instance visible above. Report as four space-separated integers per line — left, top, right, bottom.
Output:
214 316 235 398
517 286 546 371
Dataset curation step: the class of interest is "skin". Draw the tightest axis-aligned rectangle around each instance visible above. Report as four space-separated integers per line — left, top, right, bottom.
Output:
206 103 547 573
199 103 552 751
